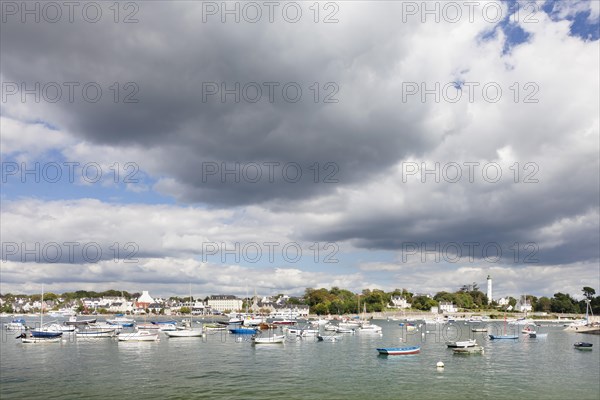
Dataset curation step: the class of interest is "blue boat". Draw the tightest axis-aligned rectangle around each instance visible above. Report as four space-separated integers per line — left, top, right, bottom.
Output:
31 330 63 338
229 328 258 335
376 346 420 355
489 335 518 340
151 320 177 325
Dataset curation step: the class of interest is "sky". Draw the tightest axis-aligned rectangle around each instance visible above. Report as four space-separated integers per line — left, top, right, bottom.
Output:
1 0 599 300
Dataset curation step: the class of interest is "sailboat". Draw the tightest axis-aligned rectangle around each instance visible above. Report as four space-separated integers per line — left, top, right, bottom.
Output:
489 312 518 340
23 285 63 343
164 284 204 338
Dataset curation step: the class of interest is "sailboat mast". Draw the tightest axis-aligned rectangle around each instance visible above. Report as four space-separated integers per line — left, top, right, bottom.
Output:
189 283 193 324
40 284 44 327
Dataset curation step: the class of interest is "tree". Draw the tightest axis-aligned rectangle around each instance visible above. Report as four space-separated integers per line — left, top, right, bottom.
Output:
412 296 437 311
180 307 191 314
535 297 551 313
582 287 596 300
313 303 329 315
550 293 579 314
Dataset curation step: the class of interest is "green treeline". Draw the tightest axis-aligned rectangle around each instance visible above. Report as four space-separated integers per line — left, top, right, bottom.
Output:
304 286 600 315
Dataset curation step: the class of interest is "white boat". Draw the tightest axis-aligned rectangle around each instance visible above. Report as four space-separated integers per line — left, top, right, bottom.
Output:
158 323 178 331
424 317 444 325
284 327 303 335
243 316 267 326
76 326 116 338
446 339 477 348
202 323 227 332
339 321 360 329
164 329 204 337
21 336 62 344
252 334 285 344
336 327 355 334
65 316 98 326
317 334 341 342
358 323 382 334
137 323 160 330
299 329 319 337
309 318 330 326
5 319 26 331
324 324 338 332
106 316 135 327
453 345 485 354
43 322 75 333
508 318 535 326
118 330 159 342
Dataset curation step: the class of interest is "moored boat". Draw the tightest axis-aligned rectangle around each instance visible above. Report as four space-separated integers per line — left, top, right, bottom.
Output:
118 330 159 342
252 334 285 344
151 320 177 325
453 345 485 354
489 335 518 340
359 323 382 334
203 323 227 331
376 346 421 355
5 319 26 331
105 316 134 327
529 332 548 338
271 319 296 325
21 335 62 344
76 326 116 338
446 339 476 348
65 316 98 326
229 327 258 335
164 329 203 337
574 342 593 350
317 334 341 342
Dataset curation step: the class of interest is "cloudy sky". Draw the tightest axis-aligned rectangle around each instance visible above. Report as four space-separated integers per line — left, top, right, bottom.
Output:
1 0 598 299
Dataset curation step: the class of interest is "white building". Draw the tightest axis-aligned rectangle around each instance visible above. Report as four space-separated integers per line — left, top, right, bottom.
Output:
206 295 243 312
390 296 411 309
136 291 155 309
497 297 510 307
515 296 533 312
439 301 458 313
486 275 493 304
108 300 134 313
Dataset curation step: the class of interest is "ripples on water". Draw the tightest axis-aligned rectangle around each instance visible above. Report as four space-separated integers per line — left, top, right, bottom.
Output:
1 320 599 399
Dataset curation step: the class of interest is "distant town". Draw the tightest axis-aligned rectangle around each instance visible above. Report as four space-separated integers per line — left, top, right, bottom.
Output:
1 277 598 317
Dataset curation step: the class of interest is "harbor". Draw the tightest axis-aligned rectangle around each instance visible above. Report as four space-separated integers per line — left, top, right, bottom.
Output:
1 315 599 399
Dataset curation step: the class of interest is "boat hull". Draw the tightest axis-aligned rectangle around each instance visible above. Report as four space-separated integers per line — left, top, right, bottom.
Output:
446 339 477 348
489 335 518 340
164 330 203 337
30 330 63 338
453 346 485 354
574 342 593 350
76 329 116 338
118 332 159 342
21 337 62 344
229 328 258 334
377 346 421 355
65 319 97 326
317 335 341 342
252 335 285 344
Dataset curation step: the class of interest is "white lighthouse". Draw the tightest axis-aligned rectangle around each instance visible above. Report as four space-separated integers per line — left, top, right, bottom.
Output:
486 275 493 304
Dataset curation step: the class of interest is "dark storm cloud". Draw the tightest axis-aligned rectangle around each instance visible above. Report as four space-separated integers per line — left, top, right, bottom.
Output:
1 2 432 205
1 1 598 271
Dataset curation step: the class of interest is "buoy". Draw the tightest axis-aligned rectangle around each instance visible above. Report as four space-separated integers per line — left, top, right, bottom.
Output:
436 361 445 368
